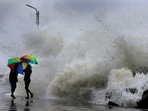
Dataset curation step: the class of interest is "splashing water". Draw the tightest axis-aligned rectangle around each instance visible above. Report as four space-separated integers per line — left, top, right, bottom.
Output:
1 0 148 108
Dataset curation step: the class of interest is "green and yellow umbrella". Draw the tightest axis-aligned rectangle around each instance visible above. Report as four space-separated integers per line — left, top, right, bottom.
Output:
21 54 38 64
7 57 21 69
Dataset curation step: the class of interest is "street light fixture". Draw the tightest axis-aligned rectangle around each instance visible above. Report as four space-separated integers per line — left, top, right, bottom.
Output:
26 4 39 29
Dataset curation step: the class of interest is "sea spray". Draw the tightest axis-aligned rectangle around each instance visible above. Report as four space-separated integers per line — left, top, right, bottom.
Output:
113 36 148 71
47 58 111 101
2 0 148 108
91 68 148 107
23 30 64 57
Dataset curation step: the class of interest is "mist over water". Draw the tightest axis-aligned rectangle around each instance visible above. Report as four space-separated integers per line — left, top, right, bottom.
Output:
1 0 148 107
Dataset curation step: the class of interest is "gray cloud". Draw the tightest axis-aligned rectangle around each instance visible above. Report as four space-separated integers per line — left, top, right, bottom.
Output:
54 0 148 14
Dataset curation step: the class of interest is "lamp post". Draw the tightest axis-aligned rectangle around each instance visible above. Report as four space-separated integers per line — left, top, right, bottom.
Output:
26 4 39 29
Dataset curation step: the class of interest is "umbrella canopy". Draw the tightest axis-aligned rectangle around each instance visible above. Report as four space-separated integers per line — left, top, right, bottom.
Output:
21 55 38 64
7 57 21 69
17 62 30 74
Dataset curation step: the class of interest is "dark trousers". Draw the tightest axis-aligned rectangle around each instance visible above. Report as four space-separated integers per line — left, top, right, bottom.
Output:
10 82 17 96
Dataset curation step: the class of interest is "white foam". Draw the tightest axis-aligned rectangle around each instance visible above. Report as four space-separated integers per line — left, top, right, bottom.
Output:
1 0 148 107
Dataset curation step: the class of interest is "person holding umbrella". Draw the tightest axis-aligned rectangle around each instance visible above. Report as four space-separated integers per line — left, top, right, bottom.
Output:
20 54 37 99
23 63 33 99
9 63 19 99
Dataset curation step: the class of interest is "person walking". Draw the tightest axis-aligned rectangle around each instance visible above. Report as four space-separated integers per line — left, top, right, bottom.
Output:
9 63 19 99
23 64 33 99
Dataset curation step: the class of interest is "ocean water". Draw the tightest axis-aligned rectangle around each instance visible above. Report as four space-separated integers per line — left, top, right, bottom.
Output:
1 0 148 109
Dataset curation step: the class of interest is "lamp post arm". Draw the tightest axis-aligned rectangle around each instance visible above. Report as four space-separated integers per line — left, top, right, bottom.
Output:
26 4 38 13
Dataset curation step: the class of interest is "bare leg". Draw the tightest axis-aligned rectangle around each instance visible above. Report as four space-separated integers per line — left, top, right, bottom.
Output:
25 81 33 99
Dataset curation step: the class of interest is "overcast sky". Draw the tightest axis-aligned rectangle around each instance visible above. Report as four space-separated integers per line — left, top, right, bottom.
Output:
0 0 148 32
0 0 148 19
